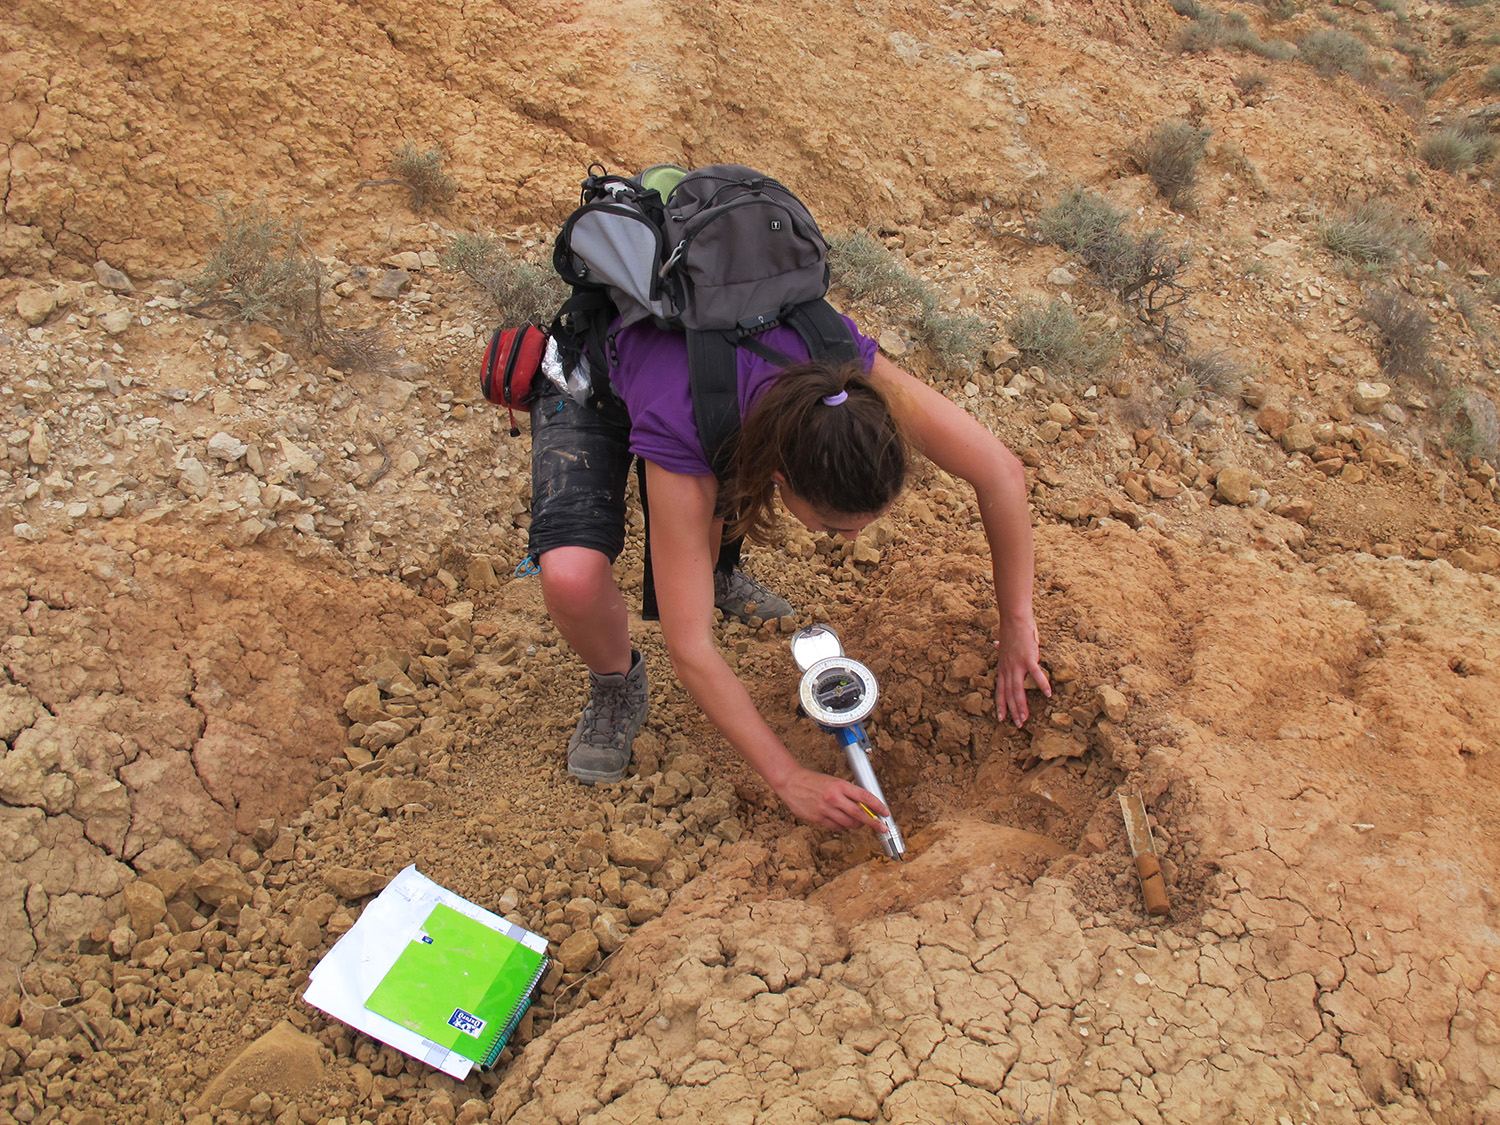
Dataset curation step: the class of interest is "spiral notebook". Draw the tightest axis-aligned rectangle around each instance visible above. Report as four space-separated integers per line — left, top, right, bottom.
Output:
303 866 551 1079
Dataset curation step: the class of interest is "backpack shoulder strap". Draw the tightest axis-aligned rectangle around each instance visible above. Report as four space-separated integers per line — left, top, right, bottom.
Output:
687 329 742 480
687 301 861 479
782 300 860 365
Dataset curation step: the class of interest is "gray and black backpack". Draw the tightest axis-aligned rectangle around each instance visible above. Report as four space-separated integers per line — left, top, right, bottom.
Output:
550 163 860 476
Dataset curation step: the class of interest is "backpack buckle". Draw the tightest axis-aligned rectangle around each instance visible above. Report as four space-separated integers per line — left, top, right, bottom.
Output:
659 241 686 278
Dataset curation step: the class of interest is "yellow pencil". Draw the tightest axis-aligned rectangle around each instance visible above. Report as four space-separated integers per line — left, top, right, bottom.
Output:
857 802 880 822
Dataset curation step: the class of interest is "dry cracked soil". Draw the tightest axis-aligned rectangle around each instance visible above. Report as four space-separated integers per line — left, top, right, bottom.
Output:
3 0 1500 1123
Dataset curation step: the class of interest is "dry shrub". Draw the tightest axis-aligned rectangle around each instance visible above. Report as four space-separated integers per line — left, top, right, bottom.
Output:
1419 121 1496 173
1233 69 1271 103
917 299 988 367
445 233 566 324
1299 28 1370 77
1006 299 1120 378
358 143 460 213
829 231 987 366
1483 65 1500 94
1361 288 1432 378
1176 8 1294 57
1318 200 1427 266
829 231 929 306
1031 188 1192 332
1178 349 1245 395
190 199 392 371
1132 119 1212 210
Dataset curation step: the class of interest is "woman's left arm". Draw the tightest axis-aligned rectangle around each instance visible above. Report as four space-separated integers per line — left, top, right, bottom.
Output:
867 354 1051 724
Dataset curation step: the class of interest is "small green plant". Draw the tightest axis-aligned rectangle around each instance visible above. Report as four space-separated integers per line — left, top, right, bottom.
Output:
357 143 460 213
190 198 390 371
1361 288 1432 378
1233 69 1271 103
1419 121 1496 174
1132 119 1212 210
1031 188 1193 327
1299 28 1370 77
1006 299 1120 377
1318 200 1427 266
1178 349 1245 395
828 231 930 306
917 299 989 367
444 233 566 324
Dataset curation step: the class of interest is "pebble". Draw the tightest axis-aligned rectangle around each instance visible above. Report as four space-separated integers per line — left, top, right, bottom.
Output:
16 289 56 326
1215 466 1255 506
1349 381 1391 414
207 432 248 462
878 328 908 357
370 269 412 299
95 260 137 294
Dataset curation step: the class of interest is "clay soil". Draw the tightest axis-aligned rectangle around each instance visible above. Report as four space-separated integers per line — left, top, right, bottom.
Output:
3 0 1500 1123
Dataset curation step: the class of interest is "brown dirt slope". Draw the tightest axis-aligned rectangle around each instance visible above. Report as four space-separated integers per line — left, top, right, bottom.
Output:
2 0 1500 1121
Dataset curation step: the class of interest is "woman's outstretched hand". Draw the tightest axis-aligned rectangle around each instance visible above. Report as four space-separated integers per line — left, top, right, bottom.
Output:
994 615 1050 727
776 765 889 831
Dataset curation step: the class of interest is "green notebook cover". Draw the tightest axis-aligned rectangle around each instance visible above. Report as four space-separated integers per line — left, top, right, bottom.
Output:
364 902 549 1066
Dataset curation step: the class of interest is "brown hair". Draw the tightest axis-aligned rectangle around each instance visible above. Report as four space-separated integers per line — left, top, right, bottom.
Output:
723 360 907 543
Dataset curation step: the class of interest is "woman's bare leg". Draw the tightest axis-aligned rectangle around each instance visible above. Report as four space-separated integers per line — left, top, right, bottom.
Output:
538 546 633 676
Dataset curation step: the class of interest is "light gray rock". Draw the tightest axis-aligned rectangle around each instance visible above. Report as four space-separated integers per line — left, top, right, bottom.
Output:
100 308 134 335
95 261 136 294
1350 381 1390 414
176 458 211 499
207 432 248 462
369 269 411 299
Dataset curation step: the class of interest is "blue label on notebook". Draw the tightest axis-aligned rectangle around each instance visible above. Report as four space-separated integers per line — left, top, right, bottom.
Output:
447 1008 486 1038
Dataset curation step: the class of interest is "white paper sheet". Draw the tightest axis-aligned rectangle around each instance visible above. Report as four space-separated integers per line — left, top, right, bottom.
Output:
302 865 547 1079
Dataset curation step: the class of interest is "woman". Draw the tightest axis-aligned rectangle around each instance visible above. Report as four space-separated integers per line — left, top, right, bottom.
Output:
527 313 1049 831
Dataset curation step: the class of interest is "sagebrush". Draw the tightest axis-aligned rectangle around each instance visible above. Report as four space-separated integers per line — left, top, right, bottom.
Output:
1006 299 1120 377
1361 288 1432 378
358 143 461 213
190 199 391 372
1132 119 1213 210
445 233 567 324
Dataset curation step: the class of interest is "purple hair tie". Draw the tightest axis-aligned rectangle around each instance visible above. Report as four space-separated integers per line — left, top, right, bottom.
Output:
822 390 849 407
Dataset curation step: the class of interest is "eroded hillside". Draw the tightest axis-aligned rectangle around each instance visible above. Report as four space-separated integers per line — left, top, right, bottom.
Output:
2 0 1499 1122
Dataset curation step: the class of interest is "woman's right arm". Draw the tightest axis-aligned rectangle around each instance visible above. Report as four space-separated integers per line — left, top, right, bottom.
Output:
642 461 886 830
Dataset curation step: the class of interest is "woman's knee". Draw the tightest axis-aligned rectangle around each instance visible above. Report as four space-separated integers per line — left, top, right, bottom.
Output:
538 547 615 607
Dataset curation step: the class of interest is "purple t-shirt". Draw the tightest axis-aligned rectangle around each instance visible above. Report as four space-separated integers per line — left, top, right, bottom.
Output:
607 316 880 476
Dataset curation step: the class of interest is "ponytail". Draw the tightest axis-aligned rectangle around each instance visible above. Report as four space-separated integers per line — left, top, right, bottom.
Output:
724 360 907 543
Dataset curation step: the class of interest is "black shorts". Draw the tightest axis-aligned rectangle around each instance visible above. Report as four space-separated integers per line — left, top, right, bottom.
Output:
526 382 635 563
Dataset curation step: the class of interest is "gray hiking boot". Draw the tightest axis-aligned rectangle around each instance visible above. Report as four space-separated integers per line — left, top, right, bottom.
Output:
567 650 649 785
714 569 793 623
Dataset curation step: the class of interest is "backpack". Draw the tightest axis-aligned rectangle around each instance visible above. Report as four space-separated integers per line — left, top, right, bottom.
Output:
550 162 860 476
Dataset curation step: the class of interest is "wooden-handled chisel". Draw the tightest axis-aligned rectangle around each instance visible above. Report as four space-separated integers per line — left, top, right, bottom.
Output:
1119 793 1171 917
